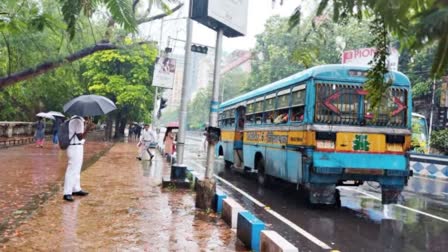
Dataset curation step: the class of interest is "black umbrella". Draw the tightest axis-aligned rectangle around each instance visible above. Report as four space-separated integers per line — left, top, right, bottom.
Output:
63 95 117 116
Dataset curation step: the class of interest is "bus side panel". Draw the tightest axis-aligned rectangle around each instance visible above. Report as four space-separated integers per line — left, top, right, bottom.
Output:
242 144 258 170
286 150 301 183
223 141 234 163
266 147 287 180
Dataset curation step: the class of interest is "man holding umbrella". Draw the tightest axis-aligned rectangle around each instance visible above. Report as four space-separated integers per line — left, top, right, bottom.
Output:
62 95 116 202
63 116 94 202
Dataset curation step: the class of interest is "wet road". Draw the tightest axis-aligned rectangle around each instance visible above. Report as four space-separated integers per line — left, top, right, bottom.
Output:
0 132 112 242
185 135 448 252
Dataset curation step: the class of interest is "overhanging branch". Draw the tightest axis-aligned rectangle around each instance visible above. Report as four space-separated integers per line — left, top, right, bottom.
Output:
0 43 118 89
136 3 184 24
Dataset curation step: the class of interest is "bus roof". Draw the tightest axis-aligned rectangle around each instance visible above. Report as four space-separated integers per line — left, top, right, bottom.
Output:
220 64 411 109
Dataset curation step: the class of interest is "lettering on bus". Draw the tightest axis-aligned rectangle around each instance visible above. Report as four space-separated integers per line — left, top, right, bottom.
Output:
246 131 263 142
289 137 303 142
266 131 288 144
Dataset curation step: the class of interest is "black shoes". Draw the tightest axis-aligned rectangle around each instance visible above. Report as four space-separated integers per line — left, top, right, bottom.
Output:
63 195 74 202
136 157 142 161
73 190 89 196
150 154 154 161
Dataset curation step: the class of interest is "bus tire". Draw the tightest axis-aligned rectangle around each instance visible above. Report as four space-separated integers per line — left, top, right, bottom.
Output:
256 158 268 186
224 160 232 170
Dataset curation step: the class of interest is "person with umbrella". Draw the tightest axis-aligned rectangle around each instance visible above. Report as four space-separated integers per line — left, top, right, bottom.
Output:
34 117 46 148
62 95 116 202
47 111 65 144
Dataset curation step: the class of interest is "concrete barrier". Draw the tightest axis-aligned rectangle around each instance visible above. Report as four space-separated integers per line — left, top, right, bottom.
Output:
237 211 265 252
222 198 245 229
260 230 298 252
213 192 227 214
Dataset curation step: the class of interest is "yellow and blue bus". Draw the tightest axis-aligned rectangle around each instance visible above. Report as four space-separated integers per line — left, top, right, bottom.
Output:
217 64 412 205
411 112 429 154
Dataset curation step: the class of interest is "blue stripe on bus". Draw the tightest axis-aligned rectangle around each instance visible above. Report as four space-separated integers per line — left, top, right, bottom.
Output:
313 152 407 170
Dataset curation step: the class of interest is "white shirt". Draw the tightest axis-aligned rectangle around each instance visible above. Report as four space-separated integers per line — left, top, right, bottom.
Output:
140 128 156 142
69 116 85 144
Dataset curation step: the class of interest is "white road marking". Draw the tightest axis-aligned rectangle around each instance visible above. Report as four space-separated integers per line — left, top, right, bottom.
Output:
187 160 332 250
214 175 266 208
340 187 448 223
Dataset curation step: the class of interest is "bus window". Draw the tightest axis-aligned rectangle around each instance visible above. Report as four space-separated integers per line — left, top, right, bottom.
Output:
291 106 304 122
292 89 305 106
264 97 275 124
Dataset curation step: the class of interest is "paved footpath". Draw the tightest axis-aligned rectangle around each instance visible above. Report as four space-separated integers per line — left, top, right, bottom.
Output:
1 141 245 251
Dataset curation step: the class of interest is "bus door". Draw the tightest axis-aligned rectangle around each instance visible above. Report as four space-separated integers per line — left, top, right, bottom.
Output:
233 106 245 170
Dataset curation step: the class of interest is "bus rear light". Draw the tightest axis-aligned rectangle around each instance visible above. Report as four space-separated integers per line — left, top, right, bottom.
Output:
386 143 403 152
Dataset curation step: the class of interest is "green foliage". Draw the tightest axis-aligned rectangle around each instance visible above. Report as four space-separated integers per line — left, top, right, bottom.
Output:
187 87 212 129
287 0 448 86
245 16 371 92
364 17 392 110
81 43 158 123
431 129 448 155
221 69 249 101
59 0 136 40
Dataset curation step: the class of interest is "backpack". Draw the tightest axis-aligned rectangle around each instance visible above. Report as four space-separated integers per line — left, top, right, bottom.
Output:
58 119 75 150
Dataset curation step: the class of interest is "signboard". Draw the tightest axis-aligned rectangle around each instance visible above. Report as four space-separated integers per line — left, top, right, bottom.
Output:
191 0 248 37
341 47 399 71
152 57 176 89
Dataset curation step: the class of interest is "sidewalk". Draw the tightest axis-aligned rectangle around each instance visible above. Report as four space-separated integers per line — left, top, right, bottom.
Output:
0 132 112 242
1 142 245 251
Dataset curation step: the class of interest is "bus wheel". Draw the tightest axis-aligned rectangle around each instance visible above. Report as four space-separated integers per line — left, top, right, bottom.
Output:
334 189 341 208
224 160 232 170
256 158 268 186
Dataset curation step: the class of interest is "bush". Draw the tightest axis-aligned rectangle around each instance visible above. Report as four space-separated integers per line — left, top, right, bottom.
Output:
431 129 448 155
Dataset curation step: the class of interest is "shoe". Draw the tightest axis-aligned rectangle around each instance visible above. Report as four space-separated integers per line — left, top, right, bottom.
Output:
136 157 142 161
150 154 154 161
63 195 74 202
72 190 89 196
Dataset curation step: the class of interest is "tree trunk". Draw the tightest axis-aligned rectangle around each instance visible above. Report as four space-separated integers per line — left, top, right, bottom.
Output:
105 115 113 141
195 178 216 210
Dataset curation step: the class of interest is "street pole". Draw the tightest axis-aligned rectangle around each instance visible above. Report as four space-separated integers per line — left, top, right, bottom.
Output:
175 0 193 165
205 28 223 179
153 18 164 128
195 28 222 210
428 77 436 154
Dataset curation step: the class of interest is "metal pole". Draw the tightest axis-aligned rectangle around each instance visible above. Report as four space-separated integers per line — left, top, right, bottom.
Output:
428 78 436 153
176 0 193 164
205 28 223 179
153 18 164 127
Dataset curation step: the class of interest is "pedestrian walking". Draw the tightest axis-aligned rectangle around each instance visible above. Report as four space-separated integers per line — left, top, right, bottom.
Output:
136 124 156 161
34 118 45 148
163 128 175 156
52 117 62 144
63 116 93 202
134 124 142 141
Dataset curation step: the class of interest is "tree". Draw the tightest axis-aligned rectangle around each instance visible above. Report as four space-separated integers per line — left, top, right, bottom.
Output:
0 0 184 88
81 39 158 137
220 68 249 101
187 87 212 129
245 16 372 92
283 0 448 109
431 129 448 154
